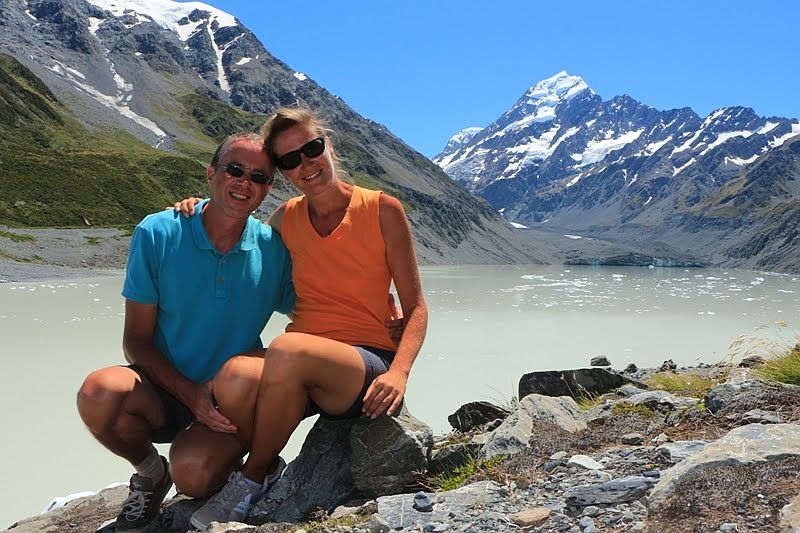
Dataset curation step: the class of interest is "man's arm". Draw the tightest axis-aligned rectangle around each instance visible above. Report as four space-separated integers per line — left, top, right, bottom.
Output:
123 299 237 434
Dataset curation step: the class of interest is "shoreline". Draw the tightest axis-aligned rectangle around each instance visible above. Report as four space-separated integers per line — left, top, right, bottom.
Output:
0 258 123 283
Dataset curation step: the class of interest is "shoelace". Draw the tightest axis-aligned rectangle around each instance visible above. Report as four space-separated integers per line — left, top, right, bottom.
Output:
120 490 150 520
207 472 253 514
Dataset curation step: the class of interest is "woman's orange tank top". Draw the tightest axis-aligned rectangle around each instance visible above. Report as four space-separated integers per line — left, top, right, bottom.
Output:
281 186 394 351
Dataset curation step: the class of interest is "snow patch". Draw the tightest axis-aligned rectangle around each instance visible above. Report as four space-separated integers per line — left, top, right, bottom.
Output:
579 129 643 167
758 122 778 135
47 60 166 139
510 221 528 229
88 16 103 34
293 72 308 81
673 158 696 176
769 123 800 149
644 137 671 155
699 130 754 157
236 57 252 66
84 0 236 35
726 155 758 166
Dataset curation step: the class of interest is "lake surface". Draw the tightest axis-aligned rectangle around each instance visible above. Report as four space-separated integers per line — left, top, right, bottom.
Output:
2 264 799 528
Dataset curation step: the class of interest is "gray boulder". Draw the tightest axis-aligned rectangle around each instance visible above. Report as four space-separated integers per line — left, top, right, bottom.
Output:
481 394 586 459
519 368 631 401
253 405 432 523
350 406 433 498
447 401 511 432
253 418 357 523
566 476 657 507
648 424 800 512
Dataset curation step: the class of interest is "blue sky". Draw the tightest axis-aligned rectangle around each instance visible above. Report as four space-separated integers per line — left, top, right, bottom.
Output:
208 1 799 157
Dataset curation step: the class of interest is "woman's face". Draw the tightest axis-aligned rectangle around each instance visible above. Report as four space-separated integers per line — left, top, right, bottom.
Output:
272 124 334 194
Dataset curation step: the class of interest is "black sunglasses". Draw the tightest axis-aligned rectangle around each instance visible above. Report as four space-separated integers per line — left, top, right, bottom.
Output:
275 137 326 171
223 162 273 185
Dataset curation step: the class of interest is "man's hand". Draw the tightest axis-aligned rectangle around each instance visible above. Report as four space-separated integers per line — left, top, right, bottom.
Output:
362 368 407 419
189 381 238 433
386 293 405 345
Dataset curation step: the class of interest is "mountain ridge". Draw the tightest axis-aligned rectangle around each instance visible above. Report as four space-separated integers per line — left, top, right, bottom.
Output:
0 0 542 265
434 71 800 272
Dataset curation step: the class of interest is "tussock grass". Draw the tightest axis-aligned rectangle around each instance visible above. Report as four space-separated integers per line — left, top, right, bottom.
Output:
576 395 604 412
756 346 800 385
645 372 722 399
428 454 506 492
728 321 800 385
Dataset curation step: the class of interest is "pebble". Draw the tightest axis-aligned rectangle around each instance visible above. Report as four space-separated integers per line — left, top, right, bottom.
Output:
371 445 673 532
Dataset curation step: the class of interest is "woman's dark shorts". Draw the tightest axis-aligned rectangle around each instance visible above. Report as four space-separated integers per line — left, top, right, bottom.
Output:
305 345 396 420
128 365 194 443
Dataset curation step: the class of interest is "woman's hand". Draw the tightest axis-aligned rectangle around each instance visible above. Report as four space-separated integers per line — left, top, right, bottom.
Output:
173 197 204 217
362 368 407 418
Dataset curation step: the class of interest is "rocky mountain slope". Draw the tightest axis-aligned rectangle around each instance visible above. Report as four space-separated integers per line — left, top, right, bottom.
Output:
0 0 541 265
435 71 800 272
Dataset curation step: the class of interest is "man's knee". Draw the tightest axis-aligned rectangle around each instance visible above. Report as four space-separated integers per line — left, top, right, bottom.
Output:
77 367 131 427
170 446 240 498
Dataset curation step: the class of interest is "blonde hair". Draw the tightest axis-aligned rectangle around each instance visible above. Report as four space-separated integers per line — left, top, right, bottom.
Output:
261 106 349 181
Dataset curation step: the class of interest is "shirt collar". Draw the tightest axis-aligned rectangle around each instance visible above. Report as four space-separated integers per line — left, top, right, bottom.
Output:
191 199 257 253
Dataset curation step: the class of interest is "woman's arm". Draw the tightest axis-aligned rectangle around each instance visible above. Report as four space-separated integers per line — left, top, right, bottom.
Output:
362 193 428 418
266 203 287 233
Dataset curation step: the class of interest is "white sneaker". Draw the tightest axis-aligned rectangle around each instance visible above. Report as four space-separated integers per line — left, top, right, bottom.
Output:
189 457 286 529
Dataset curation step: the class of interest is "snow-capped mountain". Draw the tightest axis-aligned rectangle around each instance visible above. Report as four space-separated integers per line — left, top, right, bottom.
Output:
0 0 542 265
434 71 800 233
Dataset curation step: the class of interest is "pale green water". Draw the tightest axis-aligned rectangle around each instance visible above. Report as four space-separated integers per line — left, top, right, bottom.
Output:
2 265 799 527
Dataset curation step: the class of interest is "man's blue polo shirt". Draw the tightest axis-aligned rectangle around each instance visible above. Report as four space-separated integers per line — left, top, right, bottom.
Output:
122 200 295 383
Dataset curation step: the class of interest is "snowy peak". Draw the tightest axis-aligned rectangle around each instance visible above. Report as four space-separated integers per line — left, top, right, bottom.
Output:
84 0 237 37
434 71 800 230
502 71 593 126
523 70 591 106
443 127 483 152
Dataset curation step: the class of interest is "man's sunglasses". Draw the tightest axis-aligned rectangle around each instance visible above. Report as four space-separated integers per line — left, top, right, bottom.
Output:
275 137 326 171
223 162 273 185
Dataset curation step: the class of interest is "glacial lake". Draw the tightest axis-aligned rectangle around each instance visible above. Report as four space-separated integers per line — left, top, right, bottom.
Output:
2 264 799 528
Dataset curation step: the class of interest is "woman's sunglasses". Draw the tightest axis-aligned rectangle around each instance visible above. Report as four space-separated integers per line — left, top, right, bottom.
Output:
224 162 273 185
276 137 326 171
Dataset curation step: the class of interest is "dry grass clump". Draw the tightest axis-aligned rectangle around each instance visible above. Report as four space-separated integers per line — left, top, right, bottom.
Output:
729 321 800 385
644 372 721 399
427 454 507 491
755 344 800 385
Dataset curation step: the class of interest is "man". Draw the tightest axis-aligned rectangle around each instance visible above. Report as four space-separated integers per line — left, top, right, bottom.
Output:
76 132 294 533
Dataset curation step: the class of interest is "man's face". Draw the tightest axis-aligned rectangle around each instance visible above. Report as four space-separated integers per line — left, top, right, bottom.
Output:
207 139 273 220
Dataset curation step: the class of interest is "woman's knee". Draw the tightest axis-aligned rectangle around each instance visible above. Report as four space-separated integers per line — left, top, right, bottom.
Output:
213 356 261 410
264 333 310 374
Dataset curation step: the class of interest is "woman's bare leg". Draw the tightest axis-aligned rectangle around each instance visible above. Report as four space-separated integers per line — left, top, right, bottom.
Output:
241 332 367 482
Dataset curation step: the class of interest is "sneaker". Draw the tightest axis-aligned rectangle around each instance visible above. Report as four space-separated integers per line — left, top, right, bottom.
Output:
115 457 173 533
190 456 286 529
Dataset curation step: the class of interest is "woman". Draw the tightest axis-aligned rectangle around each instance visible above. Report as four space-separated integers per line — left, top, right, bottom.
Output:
185 106 428 528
